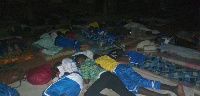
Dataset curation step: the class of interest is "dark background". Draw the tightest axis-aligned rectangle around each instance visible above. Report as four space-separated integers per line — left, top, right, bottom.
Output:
0 0 199 34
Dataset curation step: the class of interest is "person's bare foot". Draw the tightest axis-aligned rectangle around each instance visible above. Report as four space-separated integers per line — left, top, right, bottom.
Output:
175 84 185 96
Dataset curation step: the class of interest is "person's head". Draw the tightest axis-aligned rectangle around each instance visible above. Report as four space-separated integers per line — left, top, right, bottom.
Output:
93 54 101 60
75 54 87 67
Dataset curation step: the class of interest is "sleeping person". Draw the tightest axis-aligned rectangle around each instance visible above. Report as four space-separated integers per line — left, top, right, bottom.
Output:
75 54 135 96
42 58 83 96
95 55 185 96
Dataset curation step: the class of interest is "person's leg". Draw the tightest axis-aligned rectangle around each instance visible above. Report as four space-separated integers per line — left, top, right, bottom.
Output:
113 64 169 96
138 87 169 96
137 84 185 96
84 72 111 96
115 64 161 90
112 70 169 96
161 84 185 96
115 56 130 63
114 64 185 96
106 73 136 96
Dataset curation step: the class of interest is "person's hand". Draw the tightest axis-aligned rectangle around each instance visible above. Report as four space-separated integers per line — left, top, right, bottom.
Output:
64 72 70 75
84 79 90 84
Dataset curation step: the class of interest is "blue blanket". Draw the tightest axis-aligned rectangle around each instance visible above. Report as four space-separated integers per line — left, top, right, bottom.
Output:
129 55 200 86
0 83 18 96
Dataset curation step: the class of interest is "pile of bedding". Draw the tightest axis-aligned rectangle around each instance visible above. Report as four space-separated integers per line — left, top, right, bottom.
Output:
0 37 34 64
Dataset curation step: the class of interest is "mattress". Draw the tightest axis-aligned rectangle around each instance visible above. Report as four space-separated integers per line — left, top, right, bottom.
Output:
129 55 200 87
156 52 200 70
32 43 76 61
42 48 76 61
132 67 199 96
0 50 34 65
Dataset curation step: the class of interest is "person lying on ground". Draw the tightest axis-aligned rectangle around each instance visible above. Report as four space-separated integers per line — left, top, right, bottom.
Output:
94 55 185 96
75 54 135 96
42 58 83 96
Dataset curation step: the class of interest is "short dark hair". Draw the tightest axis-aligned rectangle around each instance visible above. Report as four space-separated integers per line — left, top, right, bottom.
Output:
75 54 87 61
75 54 88 67
93 54 101 60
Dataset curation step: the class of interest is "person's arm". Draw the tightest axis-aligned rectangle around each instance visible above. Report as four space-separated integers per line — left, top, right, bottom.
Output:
84 79 90 84
80 64 90 84
115 56 130 63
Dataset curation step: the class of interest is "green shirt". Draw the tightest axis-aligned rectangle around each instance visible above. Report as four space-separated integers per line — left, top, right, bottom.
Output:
80 58 105 82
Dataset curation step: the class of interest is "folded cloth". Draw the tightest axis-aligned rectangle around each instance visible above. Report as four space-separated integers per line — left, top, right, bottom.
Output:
159 44 200 59
136 40 155 49
42 46 63 55
34 33 54 48
143 46 157 53
55 36 81 49
57 58 78 78
33 33 63 55
72 50 93 60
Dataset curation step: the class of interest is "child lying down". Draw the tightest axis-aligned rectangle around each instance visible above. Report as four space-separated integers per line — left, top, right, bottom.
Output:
75 53 185 96
42 58 83 96
74 54 136 96
97 55 185 96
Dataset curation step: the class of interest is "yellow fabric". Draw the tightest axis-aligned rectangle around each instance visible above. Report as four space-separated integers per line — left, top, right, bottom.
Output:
89 22 99 28
95 55 119 72
59 29 70 34
186 39 192 42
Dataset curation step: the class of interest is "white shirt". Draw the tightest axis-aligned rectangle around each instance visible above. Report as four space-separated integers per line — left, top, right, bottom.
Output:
57 58 78 78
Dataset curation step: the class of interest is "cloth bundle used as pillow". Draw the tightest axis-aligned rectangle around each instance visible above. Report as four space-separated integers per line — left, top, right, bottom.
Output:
55 35 81 49
33 33 63 55
26 64 52 85
57 58 78 78
72 50 94 60
34 33 54 48
136 40 157 53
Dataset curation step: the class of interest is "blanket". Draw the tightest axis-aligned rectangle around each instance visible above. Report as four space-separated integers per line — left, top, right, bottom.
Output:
129 55 200 86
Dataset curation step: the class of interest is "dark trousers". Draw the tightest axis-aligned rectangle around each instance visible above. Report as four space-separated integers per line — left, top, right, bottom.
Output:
84 71 135 96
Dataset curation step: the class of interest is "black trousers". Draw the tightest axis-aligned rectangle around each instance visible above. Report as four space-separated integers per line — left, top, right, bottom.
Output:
84 71 135 96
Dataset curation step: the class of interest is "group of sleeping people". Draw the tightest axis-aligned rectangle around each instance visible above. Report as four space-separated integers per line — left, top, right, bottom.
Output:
42 50 185 96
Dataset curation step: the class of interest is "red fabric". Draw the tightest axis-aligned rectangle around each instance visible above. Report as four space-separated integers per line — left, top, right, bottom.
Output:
26 64 52 85
65 33 77 39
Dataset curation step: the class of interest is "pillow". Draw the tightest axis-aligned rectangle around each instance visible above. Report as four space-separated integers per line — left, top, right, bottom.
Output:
34 33 54 48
